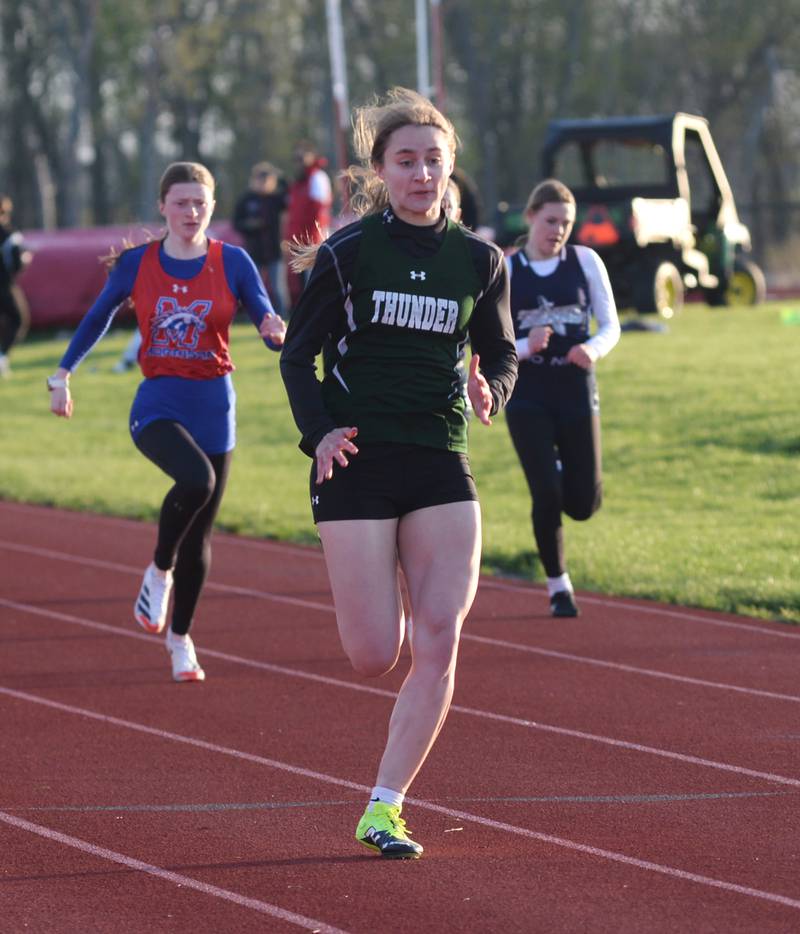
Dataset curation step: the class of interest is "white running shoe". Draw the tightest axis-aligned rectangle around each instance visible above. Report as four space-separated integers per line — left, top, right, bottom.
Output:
165 629 206 682
134 562 173 634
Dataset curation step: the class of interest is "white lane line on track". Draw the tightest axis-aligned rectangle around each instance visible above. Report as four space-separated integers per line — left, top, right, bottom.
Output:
1 519 797 640
3 596 800 790
3 541 800 706
463 633 800 704
0 810 348 933
2 685 800 913
7 789 792 815
479 576 800 639
0 541 332 614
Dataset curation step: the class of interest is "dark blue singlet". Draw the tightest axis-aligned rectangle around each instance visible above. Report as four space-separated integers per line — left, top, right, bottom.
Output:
506 246 598 416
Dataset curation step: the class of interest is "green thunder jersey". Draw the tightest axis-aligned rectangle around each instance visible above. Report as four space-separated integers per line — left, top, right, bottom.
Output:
321 213 481 452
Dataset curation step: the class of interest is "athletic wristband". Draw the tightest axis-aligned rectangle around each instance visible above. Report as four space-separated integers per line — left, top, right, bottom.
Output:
46 376 69 391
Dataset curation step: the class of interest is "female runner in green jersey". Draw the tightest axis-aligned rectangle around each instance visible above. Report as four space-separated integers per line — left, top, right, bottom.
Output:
281 88 517 858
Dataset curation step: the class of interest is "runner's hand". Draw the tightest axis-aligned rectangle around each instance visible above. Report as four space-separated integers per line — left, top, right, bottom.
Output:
259 312 286 347
49 386 73 419
315 427 359 484
527 326 552 354
467 354 493 426
566 343 596 370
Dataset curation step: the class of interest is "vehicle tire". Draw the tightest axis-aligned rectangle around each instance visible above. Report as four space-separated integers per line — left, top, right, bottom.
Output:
726 258 766 306
634 261 684 318
705 258 767 307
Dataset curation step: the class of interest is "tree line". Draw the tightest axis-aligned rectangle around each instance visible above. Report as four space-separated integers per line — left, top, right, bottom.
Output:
1 0 799 263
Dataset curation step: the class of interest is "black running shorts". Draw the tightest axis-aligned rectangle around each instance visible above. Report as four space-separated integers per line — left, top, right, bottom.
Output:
309 443 478 523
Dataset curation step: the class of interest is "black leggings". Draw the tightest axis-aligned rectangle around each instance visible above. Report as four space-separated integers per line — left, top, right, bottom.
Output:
135 420 232 635
505 406 602 578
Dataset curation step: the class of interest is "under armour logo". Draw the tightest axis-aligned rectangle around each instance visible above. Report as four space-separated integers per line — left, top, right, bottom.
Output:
172 284 189 294
311 495 319 505
410 270 426 281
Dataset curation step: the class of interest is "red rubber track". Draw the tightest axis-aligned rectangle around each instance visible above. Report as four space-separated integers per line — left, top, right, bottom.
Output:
1 500 799 933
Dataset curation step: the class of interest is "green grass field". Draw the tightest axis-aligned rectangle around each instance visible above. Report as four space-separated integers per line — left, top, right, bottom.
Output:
3 300 799 624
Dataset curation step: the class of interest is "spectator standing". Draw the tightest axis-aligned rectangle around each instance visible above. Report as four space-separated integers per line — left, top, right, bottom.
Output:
233 161 288 317
0 195 32 377
284 142 333 310
449 166 483 232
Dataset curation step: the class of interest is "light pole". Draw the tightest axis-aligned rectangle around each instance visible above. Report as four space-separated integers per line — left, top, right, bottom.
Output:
430 0 445 111
325 0 350 208
415 0 431 97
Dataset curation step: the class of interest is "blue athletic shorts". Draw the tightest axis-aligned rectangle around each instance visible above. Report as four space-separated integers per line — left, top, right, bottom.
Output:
129 374 236 455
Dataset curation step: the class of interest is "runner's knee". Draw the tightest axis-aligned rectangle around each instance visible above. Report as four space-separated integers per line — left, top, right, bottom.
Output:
408 612 461 673
347 643 400 678
564 484 602 521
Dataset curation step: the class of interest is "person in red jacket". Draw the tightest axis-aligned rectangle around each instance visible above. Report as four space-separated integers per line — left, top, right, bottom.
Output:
284 142 332 310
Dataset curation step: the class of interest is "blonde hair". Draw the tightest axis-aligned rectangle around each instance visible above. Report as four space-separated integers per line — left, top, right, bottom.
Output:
101 232 156 271
442 179 462 221
291 87 457 271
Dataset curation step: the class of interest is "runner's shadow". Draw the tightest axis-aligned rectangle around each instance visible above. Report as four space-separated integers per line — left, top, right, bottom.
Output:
172 855 376 871
3 854 379 885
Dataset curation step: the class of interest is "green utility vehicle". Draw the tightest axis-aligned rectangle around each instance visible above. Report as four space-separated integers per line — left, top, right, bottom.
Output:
499 113 766 317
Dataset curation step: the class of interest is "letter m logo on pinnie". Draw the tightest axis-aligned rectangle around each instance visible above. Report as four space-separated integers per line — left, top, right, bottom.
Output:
151 297 211 350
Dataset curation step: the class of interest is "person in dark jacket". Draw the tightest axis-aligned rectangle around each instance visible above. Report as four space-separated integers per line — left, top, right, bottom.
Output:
233 162 288 317
0 195 32 377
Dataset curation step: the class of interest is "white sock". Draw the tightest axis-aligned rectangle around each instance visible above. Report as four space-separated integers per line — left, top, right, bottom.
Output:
370 786 404 808
547 573 573 597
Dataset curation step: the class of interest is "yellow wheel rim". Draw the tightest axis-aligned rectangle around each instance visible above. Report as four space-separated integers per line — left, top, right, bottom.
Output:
726 271 756 306
663 278 676 318
657 272 679 319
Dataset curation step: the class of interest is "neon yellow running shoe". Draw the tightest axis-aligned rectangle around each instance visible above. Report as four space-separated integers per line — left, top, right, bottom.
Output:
355 801 423 859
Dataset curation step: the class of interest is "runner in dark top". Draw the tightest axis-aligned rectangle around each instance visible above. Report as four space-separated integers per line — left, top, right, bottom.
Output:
505 179 620 618
280 87 517 859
